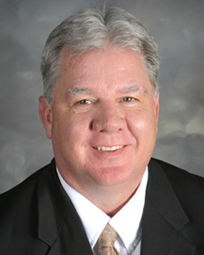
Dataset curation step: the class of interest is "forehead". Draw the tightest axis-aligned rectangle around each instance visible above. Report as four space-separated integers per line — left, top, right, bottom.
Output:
58 46 152 94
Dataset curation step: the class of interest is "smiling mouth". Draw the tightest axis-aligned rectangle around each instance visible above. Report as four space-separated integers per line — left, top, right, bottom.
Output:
93 145 124 151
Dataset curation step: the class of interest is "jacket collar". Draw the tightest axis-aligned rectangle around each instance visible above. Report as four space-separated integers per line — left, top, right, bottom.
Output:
36 159 93 254
141 159 195 255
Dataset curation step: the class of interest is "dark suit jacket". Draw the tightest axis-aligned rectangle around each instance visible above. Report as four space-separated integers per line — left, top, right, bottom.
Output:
0 158 204 254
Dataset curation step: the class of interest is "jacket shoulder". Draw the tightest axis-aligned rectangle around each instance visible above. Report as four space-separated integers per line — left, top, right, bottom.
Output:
151 158 204 188
150 158 204 217
0 161 52 201
0 161 53 218
0 161 55 254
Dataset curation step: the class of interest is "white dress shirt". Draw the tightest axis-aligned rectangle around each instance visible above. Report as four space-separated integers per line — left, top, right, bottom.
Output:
57 168 148 255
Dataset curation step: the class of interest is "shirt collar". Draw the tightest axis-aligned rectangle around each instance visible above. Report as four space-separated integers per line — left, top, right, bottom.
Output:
109 169 148 251
56 167 148 252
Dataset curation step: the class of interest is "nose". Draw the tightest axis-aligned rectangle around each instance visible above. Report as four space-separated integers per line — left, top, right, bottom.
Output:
91 103 125 133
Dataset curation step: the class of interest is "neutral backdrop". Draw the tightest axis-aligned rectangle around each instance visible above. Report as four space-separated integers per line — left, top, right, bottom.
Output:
1 0 204 193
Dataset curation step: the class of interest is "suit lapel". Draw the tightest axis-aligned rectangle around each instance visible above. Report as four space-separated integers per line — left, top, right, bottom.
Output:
37 159 93 255
141 159 195 255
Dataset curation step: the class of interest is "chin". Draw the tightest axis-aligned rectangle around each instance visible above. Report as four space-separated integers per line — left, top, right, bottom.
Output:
89 165 137 187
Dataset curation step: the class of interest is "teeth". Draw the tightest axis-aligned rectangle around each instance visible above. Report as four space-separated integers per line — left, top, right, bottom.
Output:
94 145 124 151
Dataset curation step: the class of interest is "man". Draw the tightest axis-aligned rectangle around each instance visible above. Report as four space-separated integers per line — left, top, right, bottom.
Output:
0 6 204 255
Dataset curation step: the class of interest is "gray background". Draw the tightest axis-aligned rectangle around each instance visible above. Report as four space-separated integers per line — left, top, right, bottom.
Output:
0 0 204 193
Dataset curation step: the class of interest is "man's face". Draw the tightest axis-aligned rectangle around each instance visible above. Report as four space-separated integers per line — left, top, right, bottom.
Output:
39 46 159 194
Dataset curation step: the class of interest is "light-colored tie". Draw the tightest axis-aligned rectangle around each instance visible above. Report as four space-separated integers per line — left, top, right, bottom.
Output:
98 223 119 255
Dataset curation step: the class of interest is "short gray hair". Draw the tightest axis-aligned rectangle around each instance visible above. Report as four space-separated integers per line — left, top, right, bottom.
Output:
41 7 159 104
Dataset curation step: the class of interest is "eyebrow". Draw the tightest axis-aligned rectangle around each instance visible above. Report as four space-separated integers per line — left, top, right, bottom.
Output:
64 87 94 98
119 85 148 94
64 85 148 99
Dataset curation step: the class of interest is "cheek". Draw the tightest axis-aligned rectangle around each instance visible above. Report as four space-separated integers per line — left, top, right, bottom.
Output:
126 111 157 137
58 114 92 145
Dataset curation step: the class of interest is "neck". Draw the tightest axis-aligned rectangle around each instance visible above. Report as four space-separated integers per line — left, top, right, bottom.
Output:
57 162 146 217
99 186 139 217
64 173 142 217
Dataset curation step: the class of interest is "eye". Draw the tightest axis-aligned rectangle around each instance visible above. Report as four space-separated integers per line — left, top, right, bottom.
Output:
122 97 136 102
77 99 91 105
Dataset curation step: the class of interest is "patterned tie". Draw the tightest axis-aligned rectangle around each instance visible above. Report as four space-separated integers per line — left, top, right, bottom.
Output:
98 223 119 255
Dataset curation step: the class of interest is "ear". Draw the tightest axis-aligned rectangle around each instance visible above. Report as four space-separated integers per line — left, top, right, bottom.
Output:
154 92 160 127
39 96 53 139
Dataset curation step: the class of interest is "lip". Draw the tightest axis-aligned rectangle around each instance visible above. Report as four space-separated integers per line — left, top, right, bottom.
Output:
93 145 125 151
91 145 128 157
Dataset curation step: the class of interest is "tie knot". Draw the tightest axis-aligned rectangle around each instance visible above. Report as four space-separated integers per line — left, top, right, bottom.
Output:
98 223 119 255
